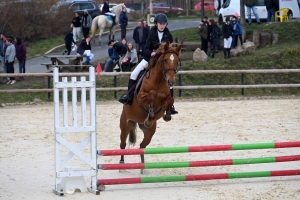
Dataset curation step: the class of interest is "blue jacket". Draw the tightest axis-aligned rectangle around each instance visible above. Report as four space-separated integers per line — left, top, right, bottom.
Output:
108 47 119 60
230 21 242 35
119 11 128 26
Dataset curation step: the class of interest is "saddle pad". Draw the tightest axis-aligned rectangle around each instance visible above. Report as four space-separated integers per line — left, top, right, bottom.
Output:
106 15 112 21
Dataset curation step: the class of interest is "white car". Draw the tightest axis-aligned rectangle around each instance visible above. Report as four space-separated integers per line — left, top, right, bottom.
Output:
99 3 132 13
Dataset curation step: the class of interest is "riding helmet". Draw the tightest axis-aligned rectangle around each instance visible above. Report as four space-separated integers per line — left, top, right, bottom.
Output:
154 13 168 25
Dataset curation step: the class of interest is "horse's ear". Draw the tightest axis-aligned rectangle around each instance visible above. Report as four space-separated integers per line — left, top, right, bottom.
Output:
164 42 169 52
175 44 182 54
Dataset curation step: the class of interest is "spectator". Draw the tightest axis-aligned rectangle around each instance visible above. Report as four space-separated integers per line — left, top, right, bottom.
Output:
264 0 276 22
5 38 16 84
14 37 27 81
198 16 209 55
121 42 138 72
222 17 233 59
118 13 178 115
63 31 76 55
72 12 82 42
143 20 150 32
230 16 243 49
102 0 116 25
208 19 221 58
103 40 120 72
81 10 92 38
245 0 261 25
0 33 7 73
77 36 94 65
133 21 149 61
119 5 128 40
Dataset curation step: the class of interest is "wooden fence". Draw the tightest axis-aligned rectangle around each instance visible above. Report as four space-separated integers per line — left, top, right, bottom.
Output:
1 69 300 97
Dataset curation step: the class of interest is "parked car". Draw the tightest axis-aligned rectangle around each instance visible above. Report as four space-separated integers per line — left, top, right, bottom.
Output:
148 2 183 11
99 3 132 14
194 1 214 11
50 0 100 19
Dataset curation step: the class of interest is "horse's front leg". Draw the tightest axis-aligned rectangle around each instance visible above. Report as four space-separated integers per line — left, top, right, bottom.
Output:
144 94 155 128
163 96 174 122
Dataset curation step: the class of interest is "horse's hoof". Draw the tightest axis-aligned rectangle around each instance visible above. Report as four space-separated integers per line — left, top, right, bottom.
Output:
163 114 172 122
140 169 144 174
97 184 105 191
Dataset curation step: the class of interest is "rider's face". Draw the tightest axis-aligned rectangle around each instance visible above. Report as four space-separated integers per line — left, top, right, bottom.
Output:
157 22 166 31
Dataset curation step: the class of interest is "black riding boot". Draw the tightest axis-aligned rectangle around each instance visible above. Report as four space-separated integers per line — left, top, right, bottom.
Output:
112 16 116 25
118 79 136 105
223 48 227 59
227 48 231 59
170 88 178 115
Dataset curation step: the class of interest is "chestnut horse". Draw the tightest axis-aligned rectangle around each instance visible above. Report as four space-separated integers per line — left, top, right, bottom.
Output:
119 43 182 173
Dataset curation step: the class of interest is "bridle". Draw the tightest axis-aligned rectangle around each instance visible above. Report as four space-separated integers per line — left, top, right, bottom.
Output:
157 49 181 79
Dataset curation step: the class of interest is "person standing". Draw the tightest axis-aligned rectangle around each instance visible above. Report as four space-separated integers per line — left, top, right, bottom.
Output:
119 6 128 40
102 0 116 25
264 0 276 22
230 16 243 49
143 20 150 32
72 12 82 43
133 21 149 61
81 10 92 38
14 37 27 81
77 36 94 65
245 0 261 25
63 31 76 55
198 16 209 55
118 13 178 115
121 42 138 72
0 33 7 73
222 17 233 59
5 38 16 84
208 19 221 58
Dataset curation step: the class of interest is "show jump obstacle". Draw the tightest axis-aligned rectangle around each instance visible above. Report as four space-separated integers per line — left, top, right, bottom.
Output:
53 67 300 195
53 67 99 195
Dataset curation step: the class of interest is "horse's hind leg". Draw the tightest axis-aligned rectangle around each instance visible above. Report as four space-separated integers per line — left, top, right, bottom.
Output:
119 112 136 164
138 122 157 174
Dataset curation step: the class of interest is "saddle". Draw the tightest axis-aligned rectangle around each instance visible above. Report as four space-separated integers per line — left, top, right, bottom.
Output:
133 69 148 100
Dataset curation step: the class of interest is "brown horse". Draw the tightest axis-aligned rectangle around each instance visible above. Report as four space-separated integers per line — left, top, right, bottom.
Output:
119 43 182 173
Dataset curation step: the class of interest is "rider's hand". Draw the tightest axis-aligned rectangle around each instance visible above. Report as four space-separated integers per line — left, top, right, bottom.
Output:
151 52 156 57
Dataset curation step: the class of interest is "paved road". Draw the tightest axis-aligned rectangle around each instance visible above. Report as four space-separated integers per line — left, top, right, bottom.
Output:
22 20 199 73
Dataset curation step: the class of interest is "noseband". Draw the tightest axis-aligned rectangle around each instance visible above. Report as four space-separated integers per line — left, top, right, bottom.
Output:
158 50 181 79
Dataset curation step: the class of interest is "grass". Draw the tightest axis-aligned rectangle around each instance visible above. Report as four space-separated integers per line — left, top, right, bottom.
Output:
1 22 300 104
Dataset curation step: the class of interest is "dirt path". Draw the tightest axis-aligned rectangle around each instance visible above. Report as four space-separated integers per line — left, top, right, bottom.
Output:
0 99 300 200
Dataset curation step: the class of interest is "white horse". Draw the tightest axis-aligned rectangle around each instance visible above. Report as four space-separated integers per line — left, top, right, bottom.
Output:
91 3 126 45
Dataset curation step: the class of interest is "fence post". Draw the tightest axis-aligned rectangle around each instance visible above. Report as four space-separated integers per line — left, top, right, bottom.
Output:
241 73 245 95
114 75 117 99
178 74 182 97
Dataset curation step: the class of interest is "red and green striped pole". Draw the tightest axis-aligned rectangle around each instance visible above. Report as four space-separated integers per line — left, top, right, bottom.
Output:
98 141 300 156
98 155 300 170
98 169 300 185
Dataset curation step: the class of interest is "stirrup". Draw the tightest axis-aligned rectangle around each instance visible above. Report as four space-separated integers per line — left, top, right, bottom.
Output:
170 106 178 115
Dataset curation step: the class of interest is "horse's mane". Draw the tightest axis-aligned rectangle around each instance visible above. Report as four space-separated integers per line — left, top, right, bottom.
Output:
111 3 124 13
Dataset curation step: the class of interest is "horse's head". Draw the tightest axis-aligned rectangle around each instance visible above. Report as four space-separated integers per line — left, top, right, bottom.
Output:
155 43 182 87
111 3 129 14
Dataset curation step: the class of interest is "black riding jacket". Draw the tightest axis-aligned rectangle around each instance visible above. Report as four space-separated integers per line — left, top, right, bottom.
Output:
143 26 173 62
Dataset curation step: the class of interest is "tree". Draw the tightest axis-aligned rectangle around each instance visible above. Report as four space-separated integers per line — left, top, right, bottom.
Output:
240 0 246 23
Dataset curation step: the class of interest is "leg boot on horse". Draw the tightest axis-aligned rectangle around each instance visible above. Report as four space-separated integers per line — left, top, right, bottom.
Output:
118 79 136 105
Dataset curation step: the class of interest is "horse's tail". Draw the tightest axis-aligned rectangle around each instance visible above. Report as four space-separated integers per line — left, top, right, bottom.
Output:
91 16 99 38
129 123 137 145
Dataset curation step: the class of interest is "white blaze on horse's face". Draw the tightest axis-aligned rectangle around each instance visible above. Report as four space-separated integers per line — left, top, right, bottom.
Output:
170 54 174 64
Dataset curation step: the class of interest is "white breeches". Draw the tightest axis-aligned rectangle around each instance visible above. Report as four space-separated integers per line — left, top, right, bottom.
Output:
73 27 82 42
130 59 148 80
77 50 94 60
223 37 233 48
105 12 116 17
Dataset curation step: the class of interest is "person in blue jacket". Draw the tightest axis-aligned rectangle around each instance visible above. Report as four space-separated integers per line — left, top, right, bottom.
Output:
103 40 120 72
119 5 128 40
230 16 243 49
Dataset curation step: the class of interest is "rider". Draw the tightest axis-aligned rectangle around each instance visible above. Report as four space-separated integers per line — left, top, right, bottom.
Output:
118 13 178 115
102 0 116 25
